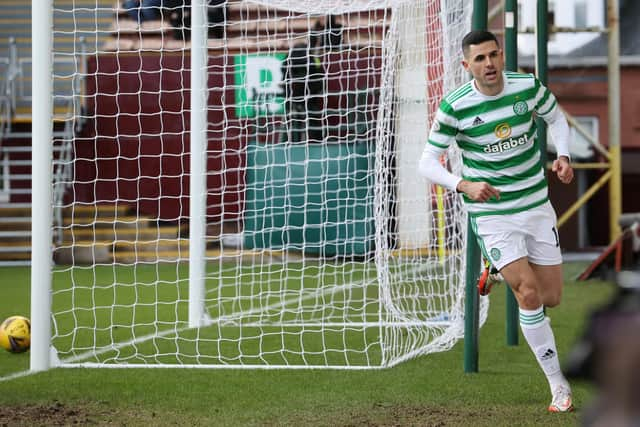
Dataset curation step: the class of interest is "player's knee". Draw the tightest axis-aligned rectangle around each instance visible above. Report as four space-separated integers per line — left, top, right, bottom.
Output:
519 288 541 309
543 288 562 308
512 278 541 309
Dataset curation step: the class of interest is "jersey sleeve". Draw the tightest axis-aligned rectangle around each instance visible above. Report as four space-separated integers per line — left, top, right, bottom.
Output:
418 143 462 192
533 78 571 159
533 79 558 119
419 99 462 192
426 99 458 151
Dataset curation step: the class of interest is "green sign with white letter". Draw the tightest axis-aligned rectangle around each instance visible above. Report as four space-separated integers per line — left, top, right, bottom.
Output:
234 53 286 118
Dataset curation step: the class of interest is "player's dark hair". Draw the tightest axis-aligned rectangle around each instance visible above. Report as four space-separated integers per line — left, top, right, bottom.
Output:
461 30 500 57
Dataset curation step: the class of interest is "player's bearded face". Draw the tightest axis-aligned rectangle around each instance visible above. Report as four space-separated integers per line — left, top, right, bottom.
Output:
462 41 505 95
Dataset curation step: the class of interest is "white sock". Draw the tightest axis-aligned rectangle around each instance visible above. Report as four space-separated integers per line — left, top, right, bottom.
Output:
519 306 569 393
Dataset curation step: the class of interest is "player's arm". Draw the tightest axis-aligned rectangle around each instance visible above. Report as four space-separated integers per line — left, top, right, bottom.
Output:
418 143 460 190
418 107 500 202
535 82 574 184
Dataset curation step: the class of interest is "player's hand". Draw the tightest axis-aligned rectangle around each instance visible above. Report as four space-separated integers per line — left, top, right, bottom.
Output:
552 156 573 184
456 180 500 202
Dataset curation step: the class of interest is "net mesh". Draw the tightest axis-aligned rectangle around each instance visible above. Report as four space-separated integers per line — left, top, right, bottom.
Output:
46 0 488 368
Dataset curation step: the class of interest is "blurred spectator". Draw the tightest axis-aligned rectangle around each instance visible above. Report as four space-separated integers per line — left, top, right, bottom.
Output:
168 0 227 41
311 16 343 53
122 0 164 23
323 15 343 51
208 0 227 39
167 0 190 40
283 39 325 143
565 271 640 426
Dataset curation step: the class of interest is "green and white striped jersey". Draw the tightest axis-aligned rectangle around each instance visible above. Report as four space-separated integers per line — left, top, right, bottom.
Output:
427 71 559 217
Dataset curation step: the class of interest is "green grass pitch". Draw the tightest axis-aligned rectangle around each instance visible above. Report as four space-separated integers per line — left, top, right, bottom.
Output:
0 262 614 426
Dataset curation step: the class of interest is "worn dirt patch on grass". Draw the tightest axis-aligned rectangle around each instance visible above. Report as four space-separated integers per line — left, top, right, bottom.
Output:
272 402 581 427
263 403 498 427
0 402 97 426
0 401 581 426
338 403 495 427
0 402 209 427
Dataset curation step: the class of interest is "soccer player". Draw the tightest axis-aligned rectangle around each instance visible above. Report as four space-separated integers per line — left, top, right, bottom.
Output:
418 30 575 413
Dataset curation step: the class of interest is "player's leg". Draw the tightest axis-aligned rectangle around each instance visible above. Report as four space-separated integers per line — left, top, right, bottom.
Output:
475 204 572 411
522 202 573 411
500 257 541 309
523 265 571 411
500 259 573 412
525 201 565 308
530 263 563 308
471 214 526 296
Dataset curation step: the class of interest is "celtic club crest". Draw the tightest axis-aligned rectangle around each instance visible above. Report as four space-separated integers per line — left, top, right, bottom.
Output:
513 100 528 116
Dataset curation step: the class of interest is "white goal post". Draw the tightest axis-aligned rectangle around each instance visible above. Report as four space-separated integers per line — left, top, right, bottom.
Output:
31 0 488 371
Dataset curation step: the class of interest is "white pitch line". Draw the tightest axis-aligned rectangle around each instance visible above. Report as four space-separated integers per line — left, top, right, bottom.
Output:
60 261 442 365
60 276 379 364
0 369 34 383
201 277 378 327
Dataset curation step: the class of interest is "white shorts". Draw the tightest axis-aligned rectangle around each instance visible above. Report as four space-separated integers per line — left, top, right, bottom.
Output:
470 201 562 271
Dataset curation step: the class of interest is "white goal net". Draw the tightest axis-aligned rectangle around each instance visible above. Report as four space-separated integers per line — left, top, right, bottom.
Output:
36 0 488 369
